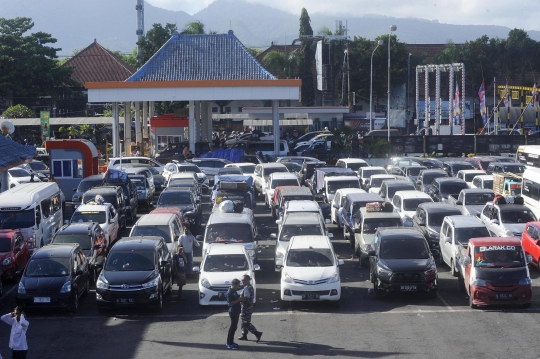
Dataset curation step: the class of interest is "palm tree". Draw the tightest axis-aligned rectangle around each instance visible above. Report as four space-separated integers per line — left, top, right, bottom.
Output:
263 50 300 79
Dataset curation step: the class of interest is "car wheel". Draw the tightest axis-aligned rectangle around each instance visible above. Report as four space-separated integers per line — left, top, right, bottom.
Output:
468 289 477 309
450 259 458 277
155 289 163 312
70 293 79 313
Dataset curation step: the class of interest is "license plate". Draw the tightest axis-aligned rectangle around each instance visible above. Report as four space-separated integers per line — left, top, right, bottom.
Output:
302 294 320 300
116 298 134 304
495 293 513 300
400 285 417 291
34 297 50 303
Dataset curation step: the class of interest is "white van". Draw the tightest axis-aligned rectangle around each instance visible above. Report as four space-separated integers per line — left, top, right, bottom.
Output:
0 183 64 249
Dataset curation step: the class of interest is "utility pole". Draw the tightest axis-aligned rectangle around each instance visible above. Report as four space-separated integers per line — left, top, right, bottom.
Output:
136 0 144 63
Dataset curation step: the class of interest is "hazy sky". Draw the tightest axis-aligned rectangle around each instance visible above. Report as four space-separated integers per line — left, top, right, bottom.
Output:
146 0 539 31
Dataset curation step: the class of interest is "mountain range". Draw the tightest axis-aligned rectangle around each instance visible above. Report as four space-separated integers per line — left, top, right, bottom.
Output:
1 0 538 56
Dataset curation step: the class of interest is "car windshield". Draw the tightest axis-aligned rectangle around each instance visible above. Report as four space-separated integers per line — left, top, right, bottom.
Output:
130 178 145 190
71 211 106 224
158 192 192 205
52 234 92 250
77 179 103 192
451 164 474 173
279 224 323 241
9 169 30 177
219 169 242 175
28 162 47 170
440 182 468 195
0 209 35 229
454 227 490 245
388 184 415 198
105 250 156 271
403 198 432 211
379 238 430 259
422 172 447 184
0 238 11 252
464 193 494 205
502 165 525 174
328 180 359 194
482 180 493 189
283 163 302 172
500 208 536 224
406 167 424 176
26 258 70 277
286 248 334 267
206 223 253 243
428 211 460 225
283 195 313 202
271 179 299 189
464 173 482 182
362 218 402 233
178 166 201 173
370 177 394 187
362 169 387 179
474 246 525 268
264 168 288 177
203 254 249 272
131 225 171 243
238 165 255 174
346 162 368 171
420 160 442 169
168 181 194 188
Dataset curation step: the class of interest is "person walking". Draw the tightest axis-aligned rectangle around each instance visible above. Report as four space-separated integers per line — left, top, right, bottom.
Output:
1 306 29 359
226 279 245 350
178 223 200 278
172 246 188 300
238 274 262 343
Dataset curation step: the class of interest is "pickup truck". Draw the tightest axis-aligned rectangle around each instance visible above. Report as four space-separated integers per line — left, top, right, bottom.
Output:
492 172 522 195
447 188 495 216
456 236 532 309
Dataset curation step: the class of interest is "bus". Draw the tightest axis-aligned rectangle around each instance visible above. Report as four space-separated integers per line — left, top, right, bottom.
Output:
521 167 540 219
516 145 540 169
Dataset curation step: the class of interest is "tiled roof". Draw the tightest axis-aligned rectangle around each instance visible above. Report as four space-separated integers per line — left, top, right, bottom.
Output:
63 40 135 86
0 135 36 172
127 30 276 82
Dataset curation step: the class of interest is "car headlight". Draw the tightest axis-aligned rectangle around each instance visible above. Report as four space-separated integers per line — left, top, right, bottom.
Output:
471 278 487 287
96 275 109 290
60 281 72 293
18 281 25 294
519 277 532 285
282 272 294 284
276 251 285 260
327 272 340 284
378 267 392 281
2 257 11 266
200 277 211 289
142 277 159 289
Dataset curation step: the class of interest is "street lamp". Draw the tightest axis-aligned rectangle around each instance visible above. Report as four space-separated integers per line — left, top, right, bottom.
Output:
387 25 397 142
370 39 384 132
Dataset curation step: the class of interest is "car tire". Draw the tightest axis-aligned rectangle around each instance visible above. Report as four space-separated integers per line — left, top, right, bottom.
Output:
450 259 458 277
70 293 79 313
468 289 477 309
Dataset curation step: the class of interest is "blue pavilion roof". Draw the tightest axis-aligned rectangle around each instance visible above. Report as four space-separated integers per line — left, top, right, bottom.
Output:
0 135 36 171
127 30 276 82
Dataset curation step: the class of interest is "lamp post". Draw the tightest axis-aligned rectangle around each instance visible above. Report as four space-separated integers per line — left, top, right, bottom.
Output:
370 40 384 131
407 53 412 134
387 25 397 142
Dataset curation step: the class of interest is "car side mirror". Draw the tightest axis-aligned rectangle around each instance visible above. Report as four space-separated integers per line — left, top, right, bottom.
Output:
490 219 499 225
192 266 200 273
270 233 277 239
254 264 261 271
332 203 339 209
456 201 462 205
337 259 344 266
196 235 203 241
463 256 471 266
445 236 451 244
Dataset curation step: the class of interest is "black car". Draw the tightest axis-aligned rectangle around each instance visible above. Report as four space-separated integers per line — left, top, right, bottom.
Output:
156 188 201 231
72 175 104 210
427 177 468 203
95 237 173 312
17 244 90 312
299 161 326 187
485 162 525 176
416 169 448 193
412 202 462 250
82 186 127 229
441 161 475 177
51 223 107 282
369 228 438 299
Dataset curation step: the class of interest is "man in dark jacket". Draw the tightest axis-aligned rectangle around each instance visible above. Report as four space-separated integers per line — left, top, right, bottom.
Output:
225 279 245 350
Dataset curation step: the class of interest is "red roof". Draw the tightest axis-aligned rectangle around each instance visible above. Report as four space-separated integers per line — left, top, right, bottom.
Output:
469 237 522 246
63 40 135 86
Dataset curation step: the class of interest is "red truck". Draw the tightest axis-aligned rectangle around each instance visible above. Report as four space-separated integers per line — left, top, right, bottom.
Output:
457 237 532 309
0 230 31 280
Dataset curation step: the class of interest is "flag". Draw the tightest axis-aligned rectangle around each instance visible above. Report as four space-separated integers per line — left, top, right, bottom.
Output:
453 82 461 125
478 82 487 125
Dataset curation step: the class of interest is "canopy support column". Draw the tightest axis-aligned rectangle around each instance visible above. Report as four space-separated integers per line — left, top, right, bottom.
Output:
142 101 149 154
112 102 119 157
189 100 195 153
135 102 142 150
124 102 131 155
272 100 280 160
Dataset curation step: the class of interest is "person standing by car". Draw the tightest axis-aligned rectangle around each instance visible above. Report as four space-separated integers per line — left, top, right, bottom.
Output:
1 306 29 359
226 279 245 350
238 274 262 343
179 223 200 278
173 246 188 300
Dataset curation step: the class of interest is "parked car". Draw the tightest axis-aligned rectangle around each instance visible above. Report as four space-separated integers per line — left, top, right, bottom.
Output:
412 202 462 251
331 188 367 227
0 230 30 281
455 170 486 188
522 221 540 271
391 190 433 226
253 163 289 198
108 156 165 173
471 175 494 190
379 179 416 203
479 202 536 237
72 175 104 210
416 169 448 193
130 213 182 256
441 161 475 177
82 186 127 229
155 188 201 231
190 158 232 184
485 162 525 176
358 167 387 190
70 203 120 247
427 177 468 203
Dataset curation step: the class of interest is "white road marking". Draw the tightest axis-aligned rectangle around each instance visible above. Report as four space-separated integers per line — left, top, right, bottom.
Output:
437 292 455 311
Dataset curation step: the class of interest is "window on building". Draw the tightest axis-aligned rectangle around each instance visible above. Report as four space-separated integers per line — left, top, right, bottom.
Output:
238 107 243 113
52 159 81 179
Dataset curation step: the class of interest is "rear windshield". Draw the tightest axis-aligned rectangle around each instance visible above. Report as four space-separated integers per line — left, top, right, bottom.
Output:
328 180 359 194
464 193 494 205
131 225 171 243
361 169 387 178
454 227 490 245
428 211 461 225
264 167 288 177
464 173 481 182
362 218 402 233
238 165 255 174
271 179 299 189
370 177 394 188
387 184 415 198
482 180 493 189
77 178 103 192
421 172 447 184
178 166 201 173
346 162 368 171
407 167 424 176
71 211 106 224
279 224 323 242
205 223 253 243
451 164 474 172
502 164 525 174
52 234 92 250
403 198 432 211
440 182 468 195
286 248 334 267
474 245 525 268
379 238 429 260
158 192 192 205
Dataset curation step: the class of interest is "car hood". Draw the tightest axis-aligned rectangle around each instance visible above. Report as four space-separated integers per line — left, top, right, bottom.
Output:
203 271 252 286
501 223 526 235
285 266 336 281
361 233 376 245
103 270 156 285
475 267 528 283
380 258 431 272
22 276 68 291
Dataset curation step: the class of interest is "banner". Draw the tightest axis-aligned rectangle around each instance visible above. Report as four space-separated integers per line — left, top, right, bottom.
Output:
453 82 461 125
478 82 487 125
417 101 471 120
40 111 50 143
315 41 323 91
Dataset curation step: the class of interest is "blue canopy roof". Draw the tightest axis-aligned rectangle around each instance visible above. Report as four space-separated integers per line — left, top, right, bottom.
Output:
0 135 36 172
127 30 276 82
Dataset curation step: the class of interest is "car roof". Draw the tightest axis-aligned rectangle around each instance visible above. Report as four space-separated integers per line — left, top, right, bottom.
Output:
457 170 485 174
259 163 287 169
135 213 177 226
460 188 494 194
444 215 486 228
370 175 395 179
280 187 312 195
444 161 471 165
32 244 78 258
206 244 247 255
378 228 425 240
170 172 195 178
345 193 383 202
270 172 298 179
208 208 253 224
394 190 431 199
419 202 462 213
362 166 386 171
383 180 416 187
75 204 110 212
359 207 401 218
473 175 493 179
161 187 192 193
58 222 98 234
469 237 521 246
338 158 368 163
283 212 323 224
435 177 467 184
286 200 320 211
84 186 119 195
111 236 162 250
289 235 331 249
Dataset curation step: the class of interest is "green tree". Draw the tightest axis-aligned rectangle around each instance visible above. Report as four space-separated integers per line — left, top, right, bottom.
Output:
248 48 263 57
112 48 137 69
263 50 299 79
0 17 74 107
180 21 205 35
1 104 34 118
136 22 177 66
298 8 315 106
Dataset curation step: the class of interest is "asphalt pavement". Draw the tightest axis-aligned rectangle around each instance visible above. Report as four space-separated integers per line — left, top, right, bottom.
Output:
0 195 539 358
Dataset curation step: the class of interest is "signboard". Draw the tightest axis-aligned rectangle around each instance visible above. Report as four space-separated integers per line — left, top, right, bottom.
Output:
316 41 323 91
40 111 50 142
418 101 471 120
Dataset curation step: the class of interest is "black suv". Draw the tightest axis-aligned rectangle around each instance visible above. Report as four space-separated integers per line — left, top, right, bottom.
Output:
369 228 437 299
427 177 468 202
72 175 104 210
103 179 138 222
412 202 462 251
17 244 90 312
51 223 107 282
95 237 173 312
82 186 127 229
156 188 201 232
416 169 448 193
441 161 475 177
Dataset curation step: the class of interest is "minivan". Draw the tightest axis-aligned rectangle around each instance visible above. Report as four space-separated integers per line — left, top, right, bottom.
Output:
82 186 127 229
129 213 182 256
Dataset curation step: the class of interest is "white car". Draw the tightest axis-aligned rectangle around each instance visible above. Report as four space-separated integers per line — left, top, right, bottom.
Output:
195 245 259 306
471 175 493 189
166 172 199 188
108 156 165 173
225 162 256 175
358 167 387 189
163 162 208 186
253 163 288 198
456 170 486 188
391 190 433 227
279 200 326 223
336 158 370 172
70 203 120 248
8 167 41 188
280 235 343 307
367 175 397 193
331 188 367 227
479 202 537 237
265 172 300 208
